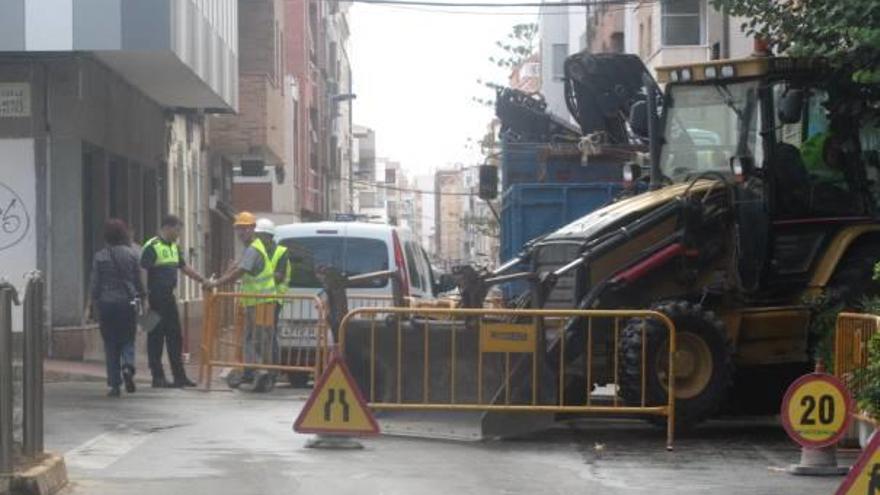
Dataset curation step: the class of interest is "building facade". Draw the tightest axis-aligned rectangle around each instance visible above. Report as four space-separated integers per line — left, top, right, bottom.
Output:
434 168 465 266
210 0 291 230
285 0 353 221
623 0 753 72
0 0 237 358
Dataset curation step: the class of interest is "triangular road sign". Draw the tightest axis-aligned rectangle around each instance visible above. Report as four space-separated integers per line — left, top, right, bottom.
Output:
836 428 880 494
293 355 380 435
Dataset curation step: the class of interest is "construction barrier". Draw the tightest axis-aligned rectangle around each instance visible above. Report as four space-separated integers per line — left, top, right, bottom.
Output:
337 307 678 448
834 312 880 398
199 291 331 389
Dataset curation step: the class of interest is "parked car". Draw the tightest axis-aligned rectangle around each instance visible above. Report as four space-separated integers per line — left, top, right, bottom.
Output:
273 221 442 386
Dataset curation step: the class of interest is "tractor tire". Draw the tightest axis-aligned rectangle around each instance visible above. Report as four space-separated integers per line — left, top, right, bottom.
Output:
619 301 733 428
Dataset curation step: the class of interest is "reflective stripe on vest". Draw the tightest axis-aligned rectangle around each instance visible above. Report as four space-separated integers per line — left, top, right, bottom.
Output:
269 244 291 296
145 237 180 267
240 238 276 307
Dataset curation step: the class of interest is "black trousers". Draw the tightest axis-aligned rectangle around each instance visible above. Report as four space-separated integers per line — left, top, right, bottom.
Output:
148 293 186 382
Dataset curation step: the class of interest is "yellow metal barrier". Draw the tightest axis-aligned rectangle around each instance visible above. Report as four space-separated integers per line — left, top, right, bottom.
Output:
199 291 331 390
337 307 677 448
834 312 880 397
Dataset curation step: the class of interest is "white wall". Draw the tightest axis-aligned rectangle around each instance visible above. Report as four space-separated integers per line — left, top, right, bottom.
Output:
166 116 206 302
0 139 36 331
539 7 571 120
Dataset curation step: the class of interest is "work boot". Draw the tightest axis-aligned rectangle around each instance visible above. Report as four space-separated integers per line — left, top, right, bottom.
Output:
123 366 137 394
169 377 197 388
175 377 197 388
152 376 168 388
107 386 121 398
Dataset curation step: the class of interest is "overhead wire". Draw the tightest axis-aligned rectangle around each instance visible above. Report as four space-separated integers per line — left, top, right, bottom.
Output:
355 0 648 14
343 0 648 8
342 176 484 196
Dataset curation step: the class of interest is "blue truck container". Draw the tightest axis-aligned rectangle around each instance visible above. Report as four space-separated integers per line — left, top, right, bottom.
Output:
499 183 629 299
500 183 628 262
501 141 625 191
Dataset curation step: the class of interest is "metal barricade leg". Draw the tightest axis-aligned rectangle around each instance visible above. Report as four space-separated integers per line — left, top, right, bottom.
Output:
0 289 14 477
23 275 45 456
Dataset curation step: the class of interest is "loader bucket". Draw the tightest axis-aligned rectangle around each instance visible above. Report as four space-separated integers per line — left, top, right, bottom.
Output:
342 316 558 441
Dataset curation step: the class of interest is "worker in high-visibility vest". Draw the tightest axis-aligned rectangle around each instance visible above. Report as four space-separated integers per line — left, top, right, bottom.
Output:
255 218 291 382
206 212 277 391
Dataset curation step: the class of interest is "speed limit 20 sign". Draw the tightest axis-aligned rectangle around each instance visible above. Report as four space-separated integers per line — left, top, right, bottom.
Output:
781 373 854 448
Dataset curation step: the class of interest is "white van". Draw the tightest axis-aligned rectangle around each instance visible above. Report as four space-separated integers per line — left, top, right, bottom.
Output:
273 222 442 385
276 221 439 301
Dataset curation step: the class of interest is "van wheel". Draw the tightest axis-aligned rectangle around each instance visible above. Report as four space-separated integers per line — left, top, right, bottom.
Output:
618 301 733 429
287 373 311 388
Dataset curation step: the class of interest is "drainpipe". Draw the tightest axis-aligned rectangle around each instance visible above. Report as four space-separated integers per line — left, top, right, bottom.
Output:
722 12 730 58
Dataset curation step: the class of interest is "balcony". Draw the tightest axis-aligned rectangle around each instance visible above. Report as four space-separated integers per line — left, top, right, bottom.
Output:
0 0 237 111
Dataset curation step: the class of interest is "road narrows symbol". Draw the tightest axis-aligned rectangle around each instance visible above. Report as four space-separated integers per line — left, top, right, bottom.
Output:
321 388 351 422
339 390 350 422
293 355 379 435
323 389 336 421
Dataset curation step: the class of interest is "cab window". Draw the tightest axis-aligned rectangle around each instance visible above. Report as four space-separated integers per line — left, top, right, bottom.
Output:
772 85 866 216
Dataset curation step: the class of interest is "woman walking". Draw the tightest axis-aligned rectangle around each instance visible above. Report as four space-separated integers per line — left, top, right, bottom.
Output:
89 219 145 397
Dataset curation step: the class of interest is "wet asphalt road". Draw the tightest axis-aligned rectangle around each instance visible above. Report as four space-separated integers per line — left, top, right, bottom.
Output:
45 382 852 495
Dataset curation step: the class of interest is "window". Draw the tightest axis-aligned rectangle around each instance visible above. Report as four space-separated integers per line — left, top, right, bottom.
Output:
281 237 390 289
662 0 703 46
552 43 568 80
404 242 423 290
610 33 624 54
660 82 759 181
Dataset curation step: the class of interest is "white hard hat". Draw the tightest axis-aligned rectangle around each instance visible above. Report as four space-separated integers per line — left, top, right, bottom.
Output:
254 218 276 235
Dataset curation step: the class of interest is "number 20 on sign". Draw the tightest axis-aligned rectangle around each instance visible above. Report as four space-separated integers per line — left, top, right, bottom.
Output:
781 373 854 448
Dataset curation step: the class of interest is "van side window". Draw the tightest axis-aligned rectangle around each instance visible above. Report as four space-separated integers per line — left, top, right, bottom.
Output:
404 242 423 290
420 246 435 293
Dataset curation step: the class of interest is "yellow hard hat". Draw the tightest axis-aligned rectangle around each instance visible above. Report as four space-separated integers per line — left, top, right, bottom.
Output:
233 211 256 226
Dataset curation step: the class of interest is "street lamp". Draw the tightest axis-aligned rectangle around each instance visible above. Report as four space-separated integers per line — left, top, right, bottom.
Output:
330 93 357 103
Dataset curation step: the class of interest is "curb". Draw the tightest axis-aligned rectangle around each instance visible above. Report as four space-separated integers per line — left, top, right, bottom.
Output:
43 370 106 384
10 453 68 495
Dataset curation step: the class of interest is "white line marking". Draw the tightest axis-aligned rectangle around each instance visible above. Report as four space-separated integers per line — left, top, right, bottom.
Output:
65 425 152 470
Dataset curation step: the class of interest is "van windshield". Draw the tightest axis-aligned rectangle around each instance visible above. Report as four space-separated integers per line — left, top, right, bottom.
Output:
281 236 390 289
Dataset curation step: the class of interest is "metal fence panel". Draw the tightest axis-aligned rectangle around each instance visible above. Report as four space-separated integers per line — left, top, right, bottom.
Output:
199 292 332 390
337 306 677 449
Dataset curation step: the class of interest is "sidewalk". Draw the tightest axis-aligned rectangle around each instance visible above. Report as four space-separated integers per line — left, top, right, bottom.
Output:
44 359 202 384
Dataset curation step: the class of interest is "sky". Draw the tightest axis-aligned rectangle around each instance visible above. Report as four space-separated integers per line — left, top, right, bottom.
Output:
348 2 539 175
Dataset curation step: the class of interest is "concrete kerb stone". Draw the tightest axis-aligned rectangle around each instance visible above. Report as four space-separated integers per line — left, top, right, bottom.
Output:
10 454 68 495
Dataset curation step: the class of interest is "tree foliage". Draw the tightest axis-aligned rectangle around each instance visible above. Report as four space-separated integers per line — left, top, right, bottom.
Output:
489 23 540 69
711 0 880 70
473 22 539 108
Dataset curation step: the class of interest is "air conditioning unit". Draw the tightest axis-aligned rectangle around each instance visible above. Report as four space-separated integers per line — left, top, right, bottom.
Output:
239 159 267 177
